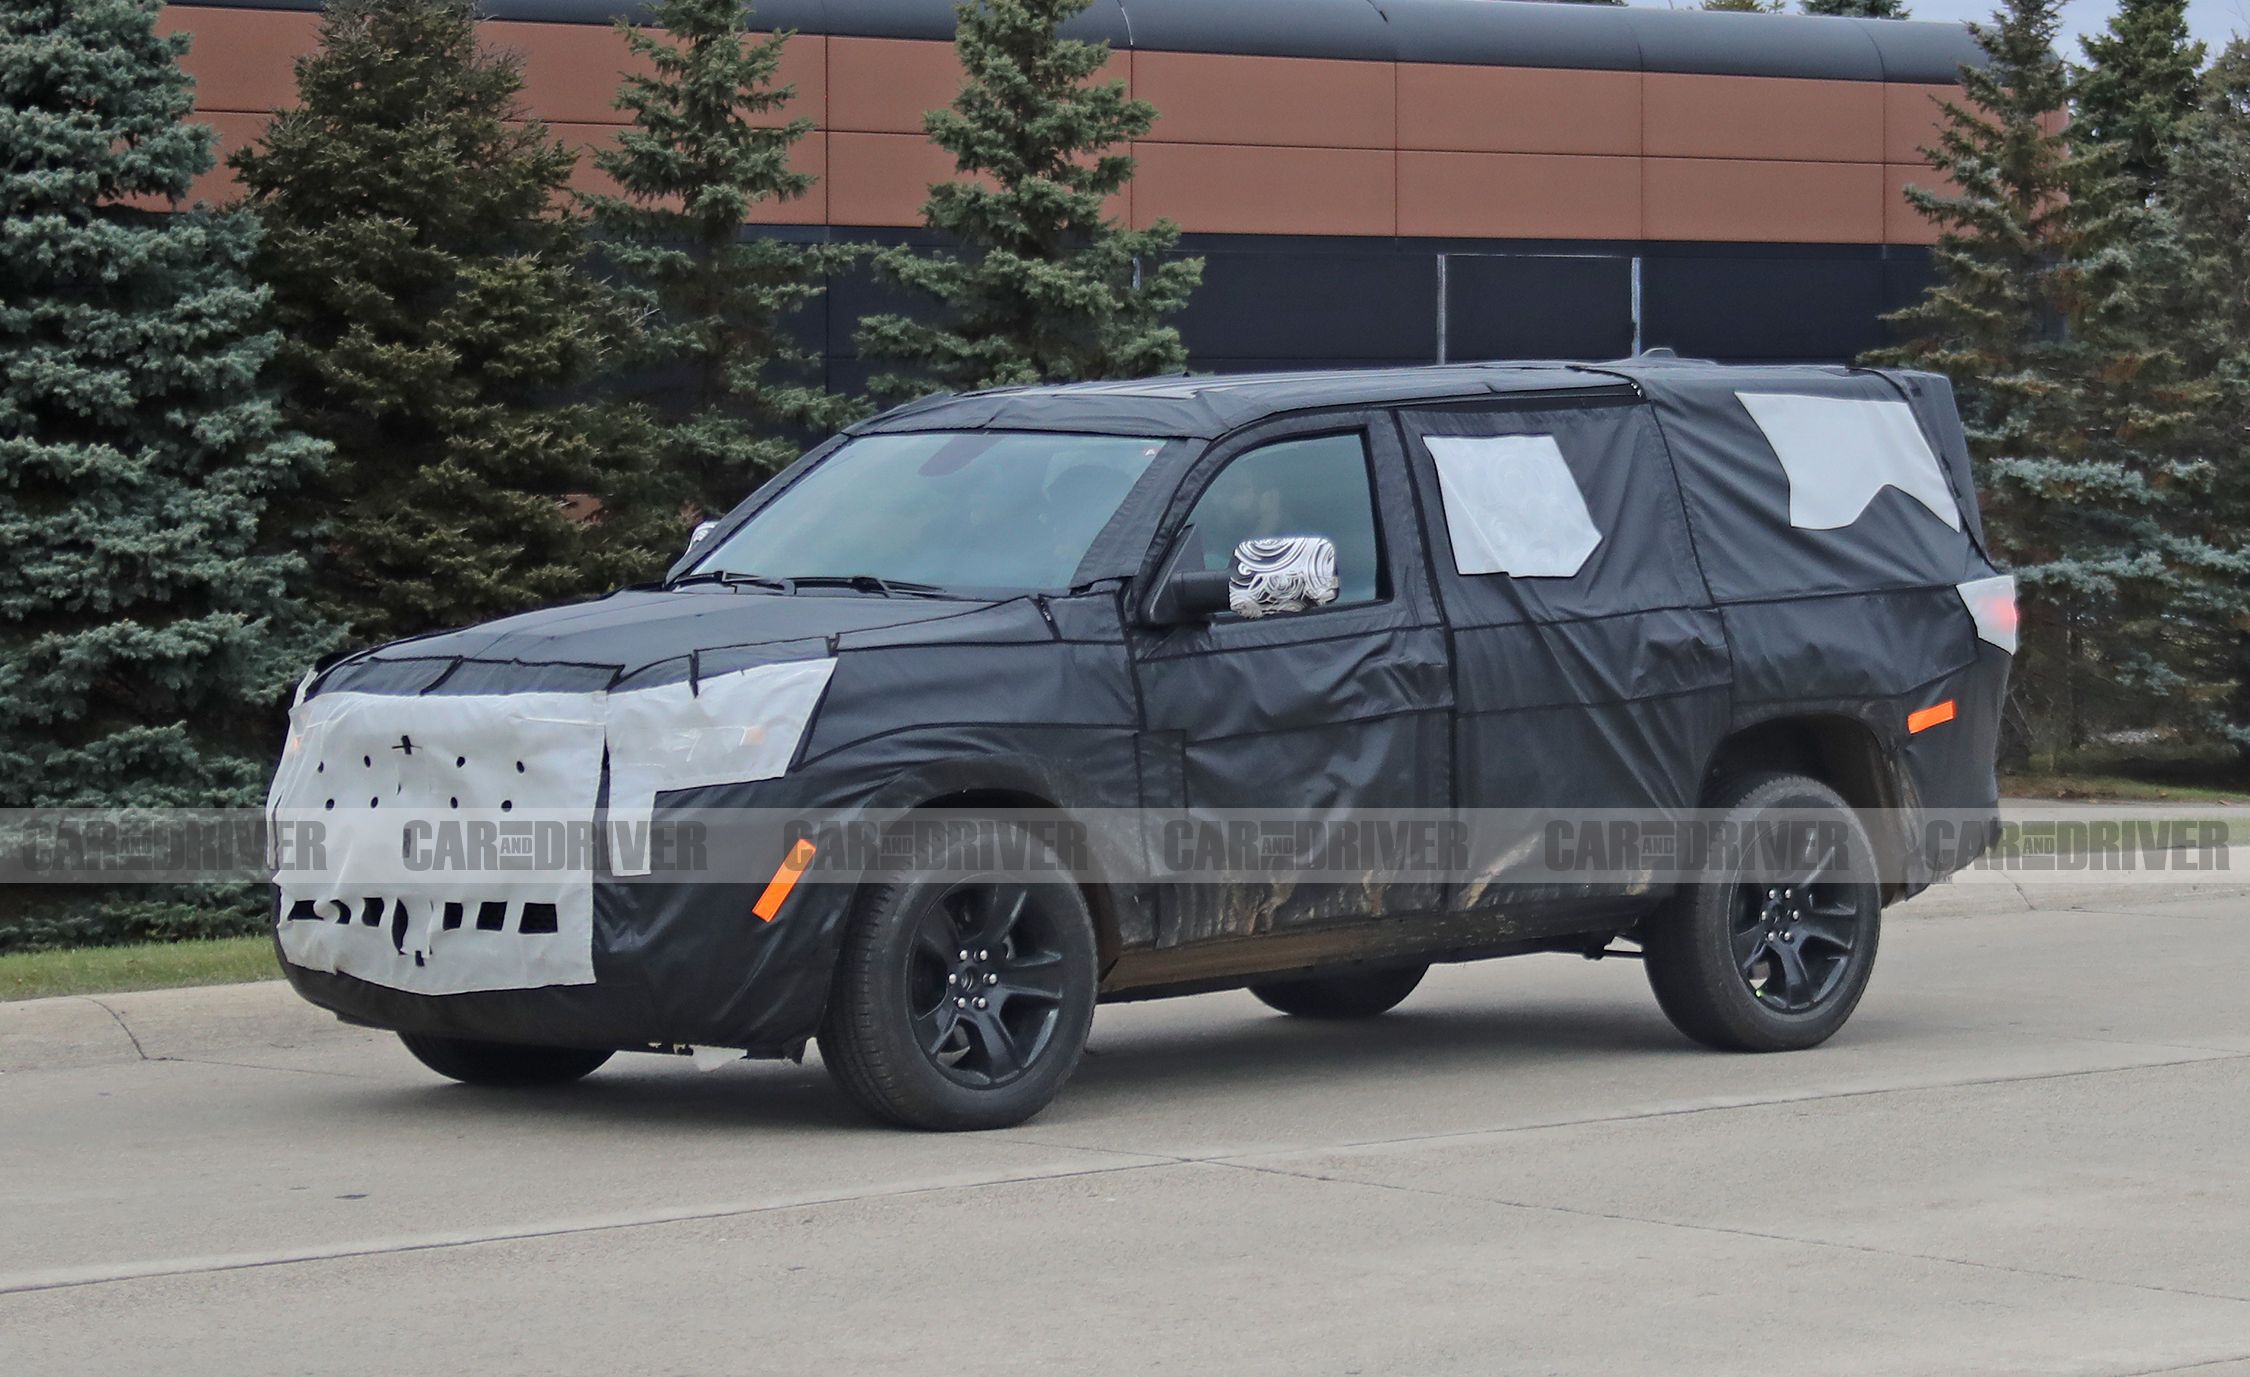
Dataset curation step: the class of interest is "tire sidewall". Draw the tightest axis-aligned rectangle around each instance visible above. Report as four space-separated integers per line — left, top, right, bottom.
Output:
1651 773 1884 1051
823 822 1099 1130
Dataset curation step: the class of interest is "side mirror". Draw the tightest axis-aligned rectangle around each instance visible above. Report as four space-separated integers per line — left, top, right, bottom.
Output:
686 520 718 557
1149 535 1340 625
1223 536 1339 619
1163 570 1234 621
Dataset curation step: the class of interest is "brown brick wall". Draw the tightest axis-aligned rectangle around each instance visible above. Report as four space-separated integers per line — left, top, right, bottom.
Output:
158 6 1951 245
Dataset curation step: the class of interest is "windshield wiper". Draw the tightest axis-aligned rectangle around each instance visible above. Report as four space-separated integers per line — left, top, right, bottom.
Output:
786 574 953 599
664 570 794 593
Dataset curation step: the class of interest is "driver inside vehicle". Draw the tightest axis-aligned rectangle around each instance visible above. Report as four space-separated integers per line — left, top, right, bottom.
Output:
1178 432 1383 607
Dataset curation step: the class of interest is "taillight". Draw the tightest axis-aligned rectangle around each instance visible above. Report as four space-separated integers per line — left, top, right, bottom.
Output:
1957 575 2018 653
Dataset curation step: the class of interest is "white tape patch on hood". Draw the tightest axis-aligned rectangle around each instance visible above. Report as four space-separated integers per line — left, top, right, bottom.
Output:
1736 392 1963 533
267 657 833 995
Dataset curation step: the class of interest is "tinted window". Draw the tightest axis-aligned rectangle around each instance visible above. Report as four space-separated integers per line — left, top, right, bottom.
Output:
694 431 1166 593
1179 433 1383 606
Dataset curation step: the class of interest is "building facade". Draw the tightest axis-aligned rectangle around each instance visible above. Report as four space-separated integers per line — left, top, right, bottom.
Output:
162 0 1980 382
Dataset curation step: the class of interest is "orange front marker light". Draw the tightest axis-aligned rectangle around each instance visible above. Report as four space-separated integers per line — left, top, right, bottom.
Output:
1908 699 1958 734
751 838 818 922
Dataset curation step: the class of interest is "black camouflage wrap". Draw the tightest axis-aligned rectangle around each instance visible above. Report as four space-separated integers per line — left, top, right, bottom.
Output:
278 359 2009 1054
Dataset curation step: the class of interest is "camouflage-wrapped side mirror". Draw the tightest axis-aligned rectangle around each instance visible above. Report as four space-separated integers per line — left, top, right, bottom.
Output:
1226 536 1339 618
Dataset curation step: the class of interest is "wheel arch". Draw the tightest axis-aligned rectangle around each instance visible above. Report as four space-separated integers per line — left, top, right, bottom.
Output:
909 785 1130 971
1701 711 1915 902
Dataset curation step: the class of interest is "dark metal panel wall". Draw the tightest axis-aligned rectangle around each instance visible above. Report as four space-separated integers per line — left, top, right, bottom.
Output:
775 230 1931 397
1443 254 1635 362
1638 251 1888 363
1169 250 1438 365
1881 254 1942 328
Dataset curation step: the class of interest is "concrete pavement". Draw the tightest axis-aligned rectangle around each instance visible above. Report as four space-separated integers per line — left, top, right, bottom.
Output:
4 878 2248 1376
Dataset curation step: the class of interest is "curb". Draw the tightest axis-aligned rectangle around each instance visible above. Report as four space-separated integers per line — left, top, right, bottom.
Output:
1892 877 2250 921
0 980 369 1075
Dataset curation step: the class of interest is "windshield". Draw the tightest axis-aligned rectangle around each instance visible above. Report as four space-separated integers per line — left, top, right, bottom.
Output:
687 431 1168 594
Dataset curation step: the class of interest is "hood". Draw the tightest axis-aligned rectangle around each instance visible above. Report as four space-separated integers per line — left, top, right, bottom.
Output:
313 587 1004 697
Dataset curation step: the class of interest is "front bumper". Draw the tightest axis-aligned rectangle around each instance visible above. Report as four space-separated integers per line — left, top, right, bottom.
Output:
269 656 850 1052
279 864 861 1055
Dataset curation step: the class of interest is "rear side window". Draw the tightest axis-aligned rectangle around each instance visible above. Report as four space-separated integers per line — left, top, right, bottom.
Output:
1735 392 1962 532
1178 433 1384 606
1424 434 1602 578
1398 403 1707 624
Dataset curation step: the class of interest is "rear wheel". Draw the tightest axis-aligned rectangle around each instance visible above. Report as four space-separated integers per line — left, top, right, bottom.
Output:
1250 964 1427 1019
398 1032 613 1086
819 821 1098 1131
1642 772 1882 1052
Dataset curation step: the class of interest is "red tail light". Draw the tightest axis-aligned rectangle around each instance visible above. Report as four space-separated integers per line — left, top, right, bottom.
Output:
1957 576 2018 653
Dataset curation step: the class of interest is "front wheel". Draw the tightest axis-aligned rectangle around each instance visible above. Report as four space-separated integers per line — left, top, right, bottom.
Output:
819 821 1099 1131
398 1032 613 1086
1642 772 1882 1052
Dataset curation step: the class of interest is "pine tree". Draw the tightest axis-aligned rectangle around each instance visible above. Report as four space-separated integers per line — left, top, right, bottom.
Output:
587 0 860 514
232 0 681 646
0 0 329 948
855 0 1203 397
1703 1 1784 14
1877 0 2206 763
1801 0 1912 17
2144 42 2250 756
2073 0 2206 198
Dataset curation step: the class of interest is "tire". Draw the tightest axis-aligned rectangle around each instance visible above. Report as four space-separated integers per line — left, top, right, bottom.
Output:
818 820 1099 1131
398 1032 613 1086
1250 964 1428 1019
1642 772 1883 1053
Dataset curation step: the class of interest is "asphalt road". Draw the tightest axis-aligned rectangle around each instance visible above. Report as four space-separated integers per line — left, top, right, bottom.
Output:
6 880 2250 1376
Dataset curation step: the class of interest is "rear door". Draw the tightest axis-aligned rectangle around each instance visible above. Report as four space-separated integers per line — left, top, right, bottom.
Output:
1395 399 1731 919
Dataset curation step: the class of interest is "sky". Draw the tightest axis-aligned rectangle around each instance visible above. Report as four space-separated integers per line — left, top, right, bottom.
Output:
1624 0 2249 54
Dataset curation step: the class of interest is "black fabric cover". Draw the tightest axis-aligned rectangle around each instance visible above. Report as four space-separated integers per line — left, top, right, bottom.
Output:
281 358 2009 1054
1125 412 1454 939
1395 400 1730 911
1634 364 1986 601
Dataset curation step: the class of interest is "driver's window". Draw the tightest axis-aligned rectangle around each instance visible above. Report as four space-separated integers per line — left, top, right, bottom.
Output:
1180 433 1384 606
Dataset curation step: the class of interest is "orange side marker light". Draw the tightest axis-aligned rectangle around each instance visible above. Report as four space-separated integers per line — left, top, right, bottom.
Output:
751 838 817 922
1907 699 1958 734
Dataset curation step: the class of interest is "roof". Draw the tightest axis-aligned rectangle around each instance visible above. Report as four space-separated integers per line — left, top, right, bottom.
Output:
176 0 1986 85
847 358 1904 440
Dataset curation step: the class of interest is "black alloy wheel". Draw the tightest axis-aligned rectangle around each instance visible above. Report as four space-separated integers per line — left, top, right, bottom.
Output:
907 881 1074 1088
1730 863 1866 1013
821 820 1098 1131
1643 772 1883 1052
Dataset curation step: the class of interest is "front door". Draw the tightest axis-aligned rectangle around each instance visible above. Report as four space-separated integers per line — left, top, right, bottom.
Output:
1129 413 1452 946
